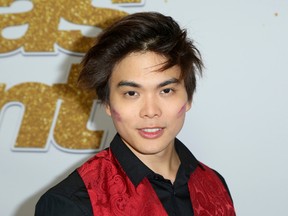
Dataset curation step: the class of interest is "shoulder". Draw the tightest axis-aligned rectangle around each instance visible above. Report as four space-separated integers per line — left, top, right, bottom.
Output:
35 170 92 216
196 162 233 202
78 148 119 176
211 168 233 201
197 162 228 185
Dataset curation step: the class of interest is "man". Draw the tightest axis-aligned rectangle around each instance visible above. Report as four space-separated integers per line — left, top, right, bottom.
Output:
35 12 236 216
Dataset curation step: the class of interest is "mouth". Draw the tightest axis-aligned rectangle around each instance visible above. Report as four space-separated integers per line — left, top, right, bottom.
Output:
142 128 162 132
138 127 164 139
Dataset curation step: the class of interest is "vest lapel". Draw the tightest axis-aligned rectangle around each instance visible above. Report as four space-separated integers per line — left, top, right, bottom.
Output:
78 149 168 216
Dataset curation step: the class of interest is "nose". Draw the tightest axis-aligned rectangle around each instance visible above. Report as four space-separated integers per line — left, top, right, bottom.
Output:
139 96 162 118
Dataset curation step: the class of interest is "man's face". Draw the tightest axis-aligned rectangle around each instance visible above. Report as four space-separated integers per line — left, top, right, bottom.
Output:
106 51 191 157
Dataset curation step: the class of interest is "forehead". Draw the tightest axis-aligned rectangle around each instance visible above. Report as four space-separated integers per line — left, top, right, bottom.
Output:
111 51 181 82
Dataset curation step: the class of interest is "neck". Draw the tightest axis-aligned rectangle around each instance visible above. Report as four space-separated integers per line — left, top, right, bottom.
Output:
134 144 181 184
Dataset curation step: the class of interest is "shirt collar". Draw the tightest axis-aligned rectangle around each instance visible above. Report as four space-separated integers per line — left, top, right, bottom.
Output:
110 133 199 187
174 138 200 175
110 134 153 186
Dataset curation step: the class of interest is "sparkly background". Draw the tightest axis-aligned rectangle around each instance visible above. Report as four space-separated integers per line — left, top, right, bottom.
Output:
0 0 129 150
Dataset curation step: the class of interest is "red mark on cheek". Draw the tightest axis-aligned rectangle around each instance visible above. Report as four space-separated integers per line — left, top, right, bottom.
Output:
111 108 122 122
177 103 187 117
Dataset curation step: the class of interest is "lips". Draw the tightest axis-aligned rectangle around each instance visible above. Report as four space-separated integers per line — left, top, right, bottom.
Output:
142 128 161 133
138 127 164 139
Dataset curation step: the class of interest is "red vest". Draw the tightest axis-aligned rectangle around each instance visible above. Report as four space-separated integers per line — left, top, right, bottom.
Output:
78 148 235 216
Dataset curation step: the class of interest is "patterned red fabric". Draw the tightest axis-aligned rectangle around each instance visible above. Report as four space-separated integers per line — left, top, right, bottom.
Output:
78 149 167 216
188 163 236 216
78 149 235 216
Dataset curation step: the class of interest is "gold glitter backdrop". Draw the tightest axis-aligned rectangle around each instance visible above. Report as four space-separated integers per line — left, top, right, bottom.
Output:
0 0 132 150
0 0 127 53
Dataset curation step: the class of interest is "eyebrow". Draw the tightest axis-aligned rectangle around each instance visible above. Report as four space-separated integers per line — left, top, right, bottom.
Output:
158 78 180 88
117 81 141 88
117 78 180 89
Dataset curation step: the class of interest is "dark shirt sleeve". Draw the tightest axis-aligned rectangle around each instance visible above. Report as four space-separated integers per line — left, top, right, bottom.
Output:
34 170 93 216
35 192 88 216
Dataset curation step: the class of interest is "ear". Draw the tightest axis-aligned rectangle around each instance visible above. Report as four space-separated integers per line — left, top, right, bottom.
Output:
186 100 192 112
105 103 112 116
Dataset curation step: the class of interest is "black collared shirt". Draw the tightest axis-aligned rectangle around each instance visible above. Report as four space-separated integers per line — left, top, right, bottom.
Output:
35 134 230 216
111 133 197 216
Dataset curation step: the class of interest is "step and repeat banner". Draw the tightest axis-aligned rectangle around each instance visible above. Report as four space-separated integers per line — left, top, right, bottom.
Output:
1 1 287 215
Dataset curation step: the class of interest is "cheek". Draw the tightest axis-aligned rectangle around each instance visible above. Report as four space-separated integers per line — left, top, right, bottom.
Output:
111 108 122 122
177 103 187 118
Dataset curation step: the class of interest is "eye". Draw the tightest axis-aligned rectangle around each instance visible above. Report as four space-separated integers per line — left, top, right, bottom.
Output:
125 91 139 97
161 88 174 94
